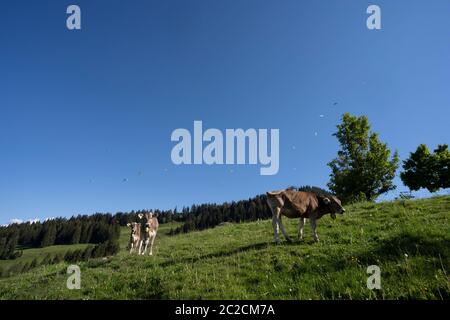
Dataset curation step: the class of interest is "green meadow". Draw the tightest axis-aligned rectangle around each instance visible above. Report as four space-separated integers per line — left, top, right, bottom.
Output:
0 196 449 300
0 243 89 271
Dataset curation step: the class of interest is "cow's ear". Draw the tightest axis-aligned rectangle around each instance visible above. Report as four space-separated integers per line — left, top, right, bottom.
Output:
323 198 331 204
126 223 131 227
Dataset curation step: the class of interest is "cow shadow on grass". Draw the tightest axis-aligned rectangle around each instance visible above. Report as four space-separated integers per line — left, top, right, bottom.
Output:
355 233 450 264
288 233 450 286
159 241 301 268
157 233 449 269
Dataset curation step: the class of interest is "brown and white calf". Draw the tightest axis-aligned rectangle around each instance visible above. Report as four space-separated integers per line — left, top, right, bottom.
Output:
139 212 159 255
127 222 142 254
266 189 345 243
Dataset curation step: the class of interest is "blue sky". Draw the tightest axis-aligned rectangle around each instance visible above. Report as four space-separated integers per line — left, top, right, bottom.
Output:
1 0 449 224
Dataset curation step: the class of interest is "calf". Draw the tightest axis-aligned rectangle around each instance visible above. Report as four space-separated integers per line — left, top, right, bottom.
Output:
127 222 142 254
140 212 159 255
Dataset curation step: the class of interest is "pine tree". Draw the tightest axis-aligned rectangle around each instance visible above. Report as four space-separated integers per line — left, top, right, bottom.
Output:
39 222 57 247
70 222 82 244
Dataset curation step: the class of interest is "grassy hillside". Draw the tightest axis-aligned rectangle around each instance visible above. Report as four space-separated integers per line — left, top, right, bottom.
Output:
0 196 449 300
0 243 89 271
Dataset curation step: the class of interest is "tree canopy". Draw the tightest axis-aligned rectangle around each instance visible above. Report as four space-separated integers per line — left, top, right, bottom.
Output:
400 144 450 192
327 113 399 203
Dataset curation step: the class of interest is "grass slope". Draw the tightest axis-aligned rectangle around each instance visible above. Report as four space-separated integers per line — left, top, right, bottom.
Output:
0 197 449 300
0 244 90 271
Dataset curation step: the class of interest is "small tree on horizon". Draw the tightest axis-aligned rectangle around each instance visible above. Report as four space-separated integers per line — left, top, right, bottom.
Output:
400 144 450 192
327 113 399 203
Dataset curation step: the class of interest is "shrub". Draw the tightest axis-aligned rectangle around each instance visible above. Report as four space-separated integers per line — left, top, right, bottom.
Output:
41 254 53 265
30 258 38 269
82 246 94 260
52 254 63 264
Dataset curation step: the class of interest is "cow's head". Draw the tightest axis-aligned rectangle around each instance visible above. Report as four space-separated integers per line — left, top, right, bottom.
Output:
127 222 140 234
145 212 156 220
322 196 345 219
144 212 157 230
266 190 285 208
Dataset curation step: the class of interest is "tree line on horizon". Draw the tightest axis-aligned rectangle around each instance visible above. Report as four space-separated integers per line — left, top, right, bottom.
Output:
0 209 183 260
0 214 121 260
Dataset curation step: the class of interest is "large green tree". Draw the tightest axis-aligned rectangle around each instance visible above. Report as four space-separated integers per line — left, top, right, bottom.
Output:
327 113 399 203
400 144 450 192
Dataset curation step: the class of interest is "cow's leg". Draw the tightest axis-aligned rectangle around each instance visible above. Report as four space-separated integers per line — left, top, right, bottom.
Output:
310 217 319 242
149 234 156 255
139 240 147 254
129 243 133 254
278 215 292 242
272 208 281 244
138 240 143 255
298 218 305 240
143 239 148 255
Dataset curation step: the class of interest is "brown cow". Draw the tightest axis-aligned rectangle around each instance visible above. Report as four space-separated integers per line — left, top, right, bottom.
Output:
266 189 345 243
127 222 142 254
139 212 159 256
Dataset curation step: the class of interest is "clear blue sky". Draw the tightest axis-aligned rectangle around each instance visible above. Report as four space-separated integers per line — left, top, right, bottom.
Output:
1 1 449 224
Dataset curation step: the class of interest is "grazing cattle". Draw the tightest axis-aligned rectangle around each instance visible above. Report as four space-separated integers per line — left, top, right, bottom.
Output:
127 222 142 254
139 212 159 256
266 188 345 243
